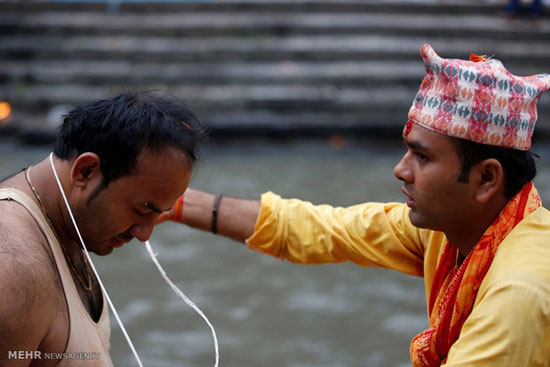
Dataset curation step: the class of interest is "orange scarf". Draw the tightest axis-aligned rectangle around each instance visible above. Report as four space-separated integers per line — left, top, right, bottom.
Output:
410 182 541 366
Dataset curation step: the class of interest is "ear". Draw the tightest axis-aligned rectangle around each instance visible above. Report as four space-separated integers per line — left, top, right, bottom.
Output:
70 153 102 189
471 158 504 204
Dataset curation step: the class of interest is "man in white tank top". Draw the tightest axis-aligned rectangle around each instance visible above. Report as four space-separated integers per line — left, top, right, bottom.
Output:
0 92 207 366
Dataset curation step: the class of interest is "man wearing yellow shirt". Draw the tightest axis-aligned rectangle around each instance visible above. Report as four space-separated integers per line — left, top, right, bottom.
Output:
159 44 550 366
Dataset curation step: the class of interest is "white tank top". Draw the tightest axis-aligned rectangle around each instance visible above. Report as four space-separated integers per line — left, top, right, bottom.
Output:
0 188 113 366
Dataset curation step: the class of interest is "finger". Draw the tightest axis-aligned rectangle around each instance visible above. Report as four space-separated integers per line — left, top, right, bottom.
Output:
156 211 172 224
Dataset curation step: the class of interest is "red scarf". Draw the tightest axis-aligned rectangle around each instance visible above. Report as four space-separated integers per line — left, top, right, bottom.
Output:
410 182 541 366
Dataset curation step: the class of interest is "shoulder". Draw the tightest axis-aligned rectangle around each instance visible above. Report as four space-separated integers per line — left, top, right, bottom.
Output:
484 207 550 293
0 199 62 343
0 196 60 300
448 280 550 365
472 207 550 323
450 228 550 365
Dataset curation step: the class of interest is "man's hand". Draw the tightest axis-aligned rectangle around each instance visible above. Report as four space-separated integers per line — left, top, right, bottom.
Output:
155 210 173 224
155 194 183 225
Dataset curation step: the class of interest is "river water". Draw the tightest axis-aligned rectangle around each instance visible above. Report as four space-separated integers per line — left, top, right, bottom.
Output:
2 137 550 367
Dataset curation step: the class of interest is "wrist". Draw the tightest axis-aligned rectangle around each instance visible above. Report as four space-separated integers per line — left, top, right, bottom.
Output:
211 194 223 234
172 194 184 222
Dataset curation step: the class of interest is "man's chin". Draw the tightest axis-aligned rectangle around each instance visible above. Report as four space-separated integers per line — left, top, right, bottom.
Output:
90 239 121 256
408 211 428 229
90 245 114 256
408 211 444 232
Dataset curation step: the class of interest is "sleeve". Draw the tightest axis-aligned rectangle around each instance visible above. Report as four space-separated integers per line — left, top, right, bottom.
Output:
246 191 427 277
444 281 550 366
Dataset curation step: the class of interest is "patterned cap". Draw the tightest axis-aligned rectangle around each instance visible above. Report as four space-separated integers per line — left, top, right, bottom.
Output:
407 44 550 150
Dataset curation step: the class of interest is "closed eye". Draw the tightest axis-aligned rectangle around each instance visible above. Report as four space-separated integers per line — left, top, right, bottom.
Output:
135 209 149 217
144 202 163 214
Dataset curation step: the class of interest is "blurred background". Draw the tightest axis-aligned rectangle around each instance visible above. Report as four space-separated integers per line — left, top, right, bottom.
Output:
1 0 549 366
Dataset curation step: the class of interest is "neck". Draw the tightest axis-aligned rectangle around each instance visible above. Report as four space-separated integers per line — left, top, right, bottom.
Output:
445 196 509 259
29 158 80 253
26 158 102 308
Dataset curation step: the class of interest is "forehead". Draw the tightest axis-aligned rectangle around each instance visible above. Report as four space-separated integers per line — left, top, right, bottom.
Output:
110 147 192 204
133 147 192 176
405 123 459 155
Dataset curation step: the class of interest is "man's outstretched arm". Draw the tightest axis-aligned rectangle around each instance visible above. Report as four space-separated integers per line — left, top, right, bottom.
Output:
158 188 261 243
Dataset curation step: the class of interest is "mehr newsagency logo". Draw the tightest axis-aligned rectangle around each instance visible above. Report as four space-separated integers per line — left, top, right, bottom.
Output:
8 350 101 360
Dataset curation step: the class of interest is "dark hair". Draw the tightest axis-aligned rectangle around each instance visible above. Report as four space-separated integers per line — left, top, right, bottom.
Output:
53 92 208 191
455 138 537 199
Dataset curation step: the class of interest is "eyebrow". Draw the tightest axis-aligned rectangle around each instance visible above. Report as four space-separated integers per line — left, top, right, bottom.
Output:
144 202 169 214
404 139 433 155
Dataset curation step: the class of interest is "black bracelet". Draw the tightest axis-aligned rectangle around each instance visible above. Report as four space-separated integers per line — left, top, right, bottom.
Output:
211 194 223 234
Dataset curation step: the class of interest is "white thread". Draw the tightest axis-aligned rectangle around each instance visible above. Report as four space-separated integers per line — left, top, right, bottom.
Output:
144 240 219 367
49 153 144 367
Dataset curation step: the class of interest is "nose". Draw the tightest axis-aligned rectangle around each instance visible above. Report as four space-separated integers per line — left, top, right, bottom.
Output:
393 153 413 183
129 218 155 242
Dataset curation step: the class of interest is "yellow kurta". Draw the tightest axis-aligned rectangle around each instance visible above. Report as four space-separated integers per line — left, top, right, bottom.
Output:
247 191 550 366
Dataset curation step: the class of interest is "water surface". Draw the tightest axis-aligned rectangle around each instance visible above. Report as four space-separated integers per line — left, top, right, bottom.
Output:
2 137 550 367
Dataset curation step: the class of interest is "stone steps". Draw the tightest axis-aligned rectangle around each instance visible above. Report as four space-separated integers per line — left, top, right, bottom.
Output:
0 60 423 86
1 0 549 140
2 12 548 39
2 34 549 65
0 83 417 114
0 1 499 15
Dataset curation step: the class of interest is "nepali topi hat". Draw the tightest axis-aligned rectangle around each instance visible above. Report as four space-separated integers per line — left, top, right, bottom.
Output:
407 44 550 150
